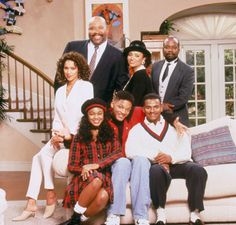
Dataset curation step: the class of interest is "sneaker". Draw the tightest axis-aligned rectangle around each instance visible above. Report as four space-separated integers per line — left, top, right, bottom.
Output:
104 214 120 225
135 218 150 225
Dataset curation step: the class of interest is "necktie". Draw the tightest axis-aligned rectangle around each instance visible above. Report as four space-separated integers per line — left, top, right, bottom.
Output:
89 46 98 78
162 63 170 82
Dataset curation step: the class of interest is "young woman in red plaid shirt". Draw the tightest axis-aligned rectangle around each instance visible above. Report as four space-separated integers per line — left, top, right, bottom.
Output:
60 98 122 225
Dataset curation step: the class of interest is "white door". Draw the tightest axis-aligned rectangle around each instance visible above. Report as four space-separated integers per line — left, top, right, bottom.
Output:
218 44 236 119
180 45 211 126
180 43 236 126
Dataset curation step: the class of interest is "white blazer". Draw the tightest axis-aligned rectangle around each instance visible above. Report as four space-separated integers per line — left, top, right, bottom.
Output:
53 79 93 135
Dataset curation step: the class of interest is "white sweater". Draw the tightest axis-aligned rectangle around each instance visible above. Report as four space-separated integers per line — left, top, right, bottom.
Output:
125 116 192 164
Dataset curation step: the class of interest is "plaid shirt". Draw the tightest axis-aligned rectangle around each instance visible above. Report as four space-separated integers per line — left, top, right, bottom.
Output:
63 125 122 208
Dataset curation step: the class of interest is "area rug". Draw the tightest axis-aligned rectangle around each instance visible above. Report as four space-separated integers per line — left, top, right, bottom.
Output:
4 200 71 225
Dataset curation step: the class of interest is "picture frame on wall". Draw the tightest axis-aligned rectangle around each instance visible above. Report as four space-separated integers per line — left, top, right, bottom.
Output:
85 0 129 49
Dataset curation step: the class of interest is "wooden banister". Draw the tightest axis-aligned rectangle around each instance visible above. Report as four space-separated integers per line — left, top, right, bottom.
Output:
1 50 54 137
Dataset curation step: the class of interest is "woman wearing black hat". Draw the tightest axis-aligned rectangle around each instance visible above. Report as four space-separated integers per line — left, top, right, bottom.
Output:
123 40 153 106
60 98 122 225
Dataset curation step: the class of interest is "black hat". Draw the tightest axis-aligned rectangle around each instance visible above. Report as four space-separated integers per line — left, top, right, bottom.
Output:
81 98 107 115
123 40 151 57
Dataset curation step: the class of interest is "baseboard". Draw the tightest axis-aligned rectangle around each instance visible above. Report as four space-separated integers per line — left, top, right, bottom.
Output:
0 161 32 171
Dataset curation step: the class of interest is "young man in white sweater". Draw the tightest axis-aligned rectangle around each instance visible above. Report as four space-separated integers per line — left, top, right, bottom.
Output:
125 93 207 225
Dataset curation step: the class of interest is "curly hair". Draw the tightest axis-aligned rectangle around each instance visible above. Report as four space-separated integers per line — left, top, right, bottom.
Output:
54 52 91 87
77 112 114 144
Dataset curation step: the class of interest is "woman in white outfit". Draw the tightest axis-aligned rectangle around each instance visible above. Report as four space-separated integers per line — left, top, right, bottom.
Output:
12 52 94 221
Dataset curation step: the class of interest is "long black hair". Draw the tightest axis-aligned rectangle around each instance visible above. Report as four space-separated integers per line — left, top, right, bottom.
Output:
77 112 114 144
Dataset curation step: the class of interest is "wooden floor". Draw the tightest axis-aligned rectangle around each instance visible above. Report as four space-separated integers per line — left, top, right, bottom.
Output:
0 171 67 201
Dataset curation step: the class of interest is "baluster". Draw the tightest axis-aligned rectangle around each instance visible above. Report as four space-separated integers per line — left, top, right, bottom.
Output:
14 59 19 110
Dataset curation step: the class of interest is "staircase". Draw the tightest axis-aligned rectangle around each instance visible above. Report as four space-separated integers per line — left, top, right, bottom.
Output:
0 50 54 144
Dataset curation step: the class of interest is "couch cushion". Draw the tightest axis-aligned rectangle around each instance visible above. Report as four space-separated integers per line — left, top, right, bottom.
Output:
190 116 231 135
52 148 70 177
191 126 236 167
204 163 236 198
167 163 236 201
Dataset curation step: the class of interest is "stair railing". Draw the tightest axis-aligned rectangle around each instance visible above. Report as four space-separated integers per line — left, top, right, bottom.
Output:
0 51 54 135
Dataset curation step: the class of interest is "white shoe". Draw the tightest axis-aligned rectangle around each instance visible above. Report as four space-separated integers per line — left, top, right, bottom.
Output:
135 218 150 225
104 214 120 225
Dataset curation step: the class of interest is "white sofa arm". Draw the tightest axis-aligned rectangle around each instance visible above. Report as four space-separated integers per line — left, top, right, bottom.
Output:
52 148 70 177
0 189 7 225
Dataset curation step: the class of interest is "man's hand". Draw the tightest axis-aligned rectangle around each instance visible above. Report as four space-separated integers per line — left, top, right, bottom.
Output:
173 117 188 136
153 152 172 165
81 164 99 181
163 103 174 113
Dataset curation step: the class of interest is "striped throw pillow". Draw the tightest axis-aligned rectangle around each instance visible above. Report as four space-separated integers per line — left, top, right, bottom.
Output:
191 126 236 167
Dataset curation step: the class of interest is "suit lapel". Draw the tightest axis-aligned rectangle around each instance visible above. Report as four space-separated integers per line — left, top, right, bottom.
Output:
82 40 89 60
154 60 165 92
164 60 181 101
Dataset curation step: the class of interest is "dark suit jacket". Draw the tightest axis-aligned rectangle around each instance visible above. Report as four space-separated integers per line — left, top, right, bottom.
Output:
54 40 128 103
151 59 194 126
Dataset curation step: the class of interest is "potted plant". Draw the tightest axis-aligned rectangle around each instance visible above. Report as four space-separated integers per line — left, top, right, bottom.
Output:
158 19 178 35
0 38 13 123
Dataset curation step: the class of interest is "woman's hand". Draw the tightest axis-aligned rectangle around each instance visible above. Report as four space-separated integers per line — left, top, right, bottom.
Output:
51 129 64 150
50 134 64 150
81 164 99 181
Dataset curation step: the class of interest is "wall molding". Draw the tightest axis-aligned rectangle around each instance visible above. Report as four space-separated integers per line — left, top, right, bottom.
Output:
0 161 31 171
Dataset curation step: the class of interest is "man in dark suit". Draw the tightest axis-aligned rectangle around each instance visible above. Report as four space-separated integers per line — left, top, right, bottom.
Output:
151 36 194 126
54 16 128 103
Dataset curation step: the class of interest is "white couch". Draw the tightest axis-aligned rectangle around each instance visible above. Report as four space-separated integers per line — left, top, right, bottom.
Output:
53 116 236 224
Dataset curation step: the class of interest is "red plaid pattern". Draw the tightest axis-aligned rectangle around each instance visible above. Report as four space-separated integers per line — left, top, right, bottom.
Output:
63 129 122 208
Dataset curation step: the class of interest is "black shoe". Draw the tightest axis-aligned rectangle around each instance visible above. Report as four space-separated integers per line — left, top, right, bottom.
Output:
155 221 166 225
58 212 81 225
189 219 205 225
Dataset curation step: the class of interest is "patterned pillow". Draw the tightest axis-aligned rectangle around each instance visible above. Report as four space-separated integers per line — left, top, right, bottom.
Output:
191 126 236 167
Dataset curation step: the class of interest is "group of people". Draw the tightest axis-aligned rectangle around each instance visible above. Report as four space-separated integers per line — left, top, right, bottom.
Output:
12 15 208 225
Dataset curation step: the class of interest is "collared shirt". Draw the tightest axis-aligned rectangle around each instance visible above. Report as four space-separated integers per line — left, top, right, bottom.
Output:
87 40 107 70
159 58 178 102
125 115 192 164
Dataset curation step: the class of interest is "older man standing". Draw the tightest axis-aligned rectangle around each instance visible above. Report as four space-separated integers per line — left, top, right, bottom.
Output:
54 16 128 103
151 36 194 126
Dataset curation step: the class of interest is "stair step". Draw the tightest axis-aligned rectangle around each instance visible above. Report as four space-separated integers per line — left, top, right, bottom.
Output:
30 129 51 133
42 140 50 144
17 118 43 123
5 109 24 113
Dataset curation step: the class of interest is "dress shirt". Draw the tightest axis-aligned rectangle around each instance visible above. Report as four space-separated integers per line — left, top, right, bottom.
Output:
87 40 107 70
125 115 192 164
159 59 178 102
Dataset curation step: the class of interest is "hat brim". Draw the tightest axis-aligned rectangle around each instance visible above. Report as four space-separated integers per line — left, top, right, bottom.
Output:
123 46 151 57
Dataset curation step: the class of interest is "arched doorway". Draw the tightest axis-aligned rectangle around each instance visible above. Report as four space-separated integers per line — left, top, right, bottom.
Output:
168 4 236 126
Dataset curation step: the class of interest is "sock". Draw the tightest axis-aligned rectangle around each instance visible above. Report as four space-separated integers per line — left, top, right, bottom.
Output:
80 214 88 221
74 202 87 214
157 207 166 223
190 210 200 222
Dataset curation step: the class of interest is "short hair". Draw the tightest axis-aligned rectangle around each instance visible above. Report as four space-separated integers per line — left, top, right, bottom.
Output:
113 90 134 105
88 16 107 29
142 93 161 106
163 35 180 47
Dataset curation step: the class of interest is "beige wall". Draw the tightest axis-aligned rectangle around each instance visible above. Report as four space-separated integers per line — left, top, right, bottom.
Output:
1 0 236 166
0 122 38 162
3 0 236 81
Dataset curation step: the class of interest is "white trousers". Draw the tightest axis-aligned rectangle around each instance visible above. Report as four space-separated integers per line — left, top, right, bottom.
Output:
26 140 62 200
